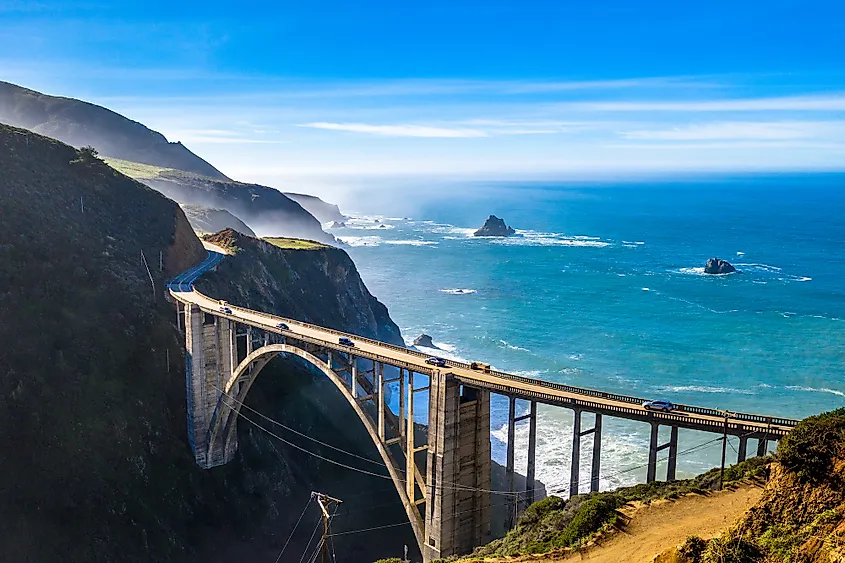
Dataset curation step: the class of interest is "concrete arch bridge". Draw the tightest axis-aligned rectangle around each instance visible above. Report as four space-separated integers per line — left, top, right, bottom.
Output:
168 251 798 561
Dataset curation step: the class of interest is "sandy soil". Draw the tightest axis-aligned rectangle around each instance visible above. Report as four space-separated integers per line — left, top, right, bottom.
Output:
476 483 763 563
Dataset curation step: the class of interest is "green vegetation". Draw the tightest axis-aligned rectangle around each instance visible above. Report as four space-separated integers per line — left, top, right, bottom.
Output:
264 237 328 250
677 408 845 563
468 456 769 559
777 407 845 483
105 156 171 179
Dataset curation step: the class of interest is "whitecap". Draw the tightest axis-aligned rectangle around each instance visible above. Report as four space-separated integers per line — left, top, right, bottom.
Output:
622 240 645 245
642 287 650 291
440 288 477 295
678 267 706 275
384 240 438 246
735 262 783 272
736 251 745 255
499 340 530 352
797 276 812 282
657 385 754 395
339 236 381 247
786 385 845 397
568 354 583 361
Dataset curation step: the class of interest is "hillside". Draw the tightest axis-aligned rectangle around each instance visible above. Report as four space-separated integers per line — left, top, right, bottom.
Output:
107 157 336 244
283 192 347 223
180 203 257 237
0 81 228 179
0 124 416 562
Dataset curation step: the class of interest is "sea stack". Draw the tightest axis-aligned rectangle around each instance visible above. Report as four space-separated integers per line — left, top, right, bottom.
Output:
704 257 737 274
473 215 516 237
412 334 439 349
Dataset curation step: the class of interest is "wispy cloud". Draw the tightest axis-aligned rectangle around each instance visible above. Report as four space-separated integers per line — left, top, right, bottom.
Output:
297 122 488 138
622 121 845 141
559 94 845 112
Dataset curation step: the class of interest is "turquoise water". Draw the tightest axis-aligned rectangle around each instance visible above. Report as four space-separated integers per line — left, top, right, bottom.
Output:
339 175 845 495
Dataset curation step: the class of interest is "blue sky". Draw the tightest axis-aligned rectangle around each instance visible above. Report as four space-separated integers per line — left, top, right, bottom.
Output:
2 0 845 187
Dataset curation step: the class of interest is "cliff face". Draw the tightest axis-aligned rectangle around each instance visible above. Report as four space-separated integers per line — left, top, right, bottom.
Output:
283 192 347 224
0 126 416 562
180 203 257 237
0 81 228 179
199 230 402 344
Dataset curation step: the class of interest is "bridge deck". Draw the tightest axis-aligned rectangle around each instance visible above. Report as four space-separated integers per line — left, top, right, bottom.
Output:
171 284 797 440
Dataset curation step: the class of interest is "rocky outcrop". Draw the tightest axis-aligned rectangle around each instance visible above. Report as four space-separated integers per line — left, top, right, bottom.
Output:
180 203 256 237
327 220 347 229
0 80 228 179
283 192 347 224
412 334 439 349
704 257 736 274
474 215 516 237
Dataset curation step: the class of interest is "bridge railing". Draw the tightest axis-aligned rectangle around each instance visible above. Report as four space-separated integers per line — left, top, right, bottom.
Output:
176 289 799 431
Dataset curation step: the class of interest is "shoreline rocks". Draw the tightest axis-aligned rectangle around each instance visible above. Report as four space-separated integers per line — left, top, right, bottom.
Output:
704 257 737 274
412 334 439 349
473 215 516 237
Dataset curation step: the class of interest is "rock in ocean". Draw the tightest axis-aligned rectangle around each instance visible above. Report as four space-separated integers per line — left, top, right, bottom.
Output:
473 215 516 237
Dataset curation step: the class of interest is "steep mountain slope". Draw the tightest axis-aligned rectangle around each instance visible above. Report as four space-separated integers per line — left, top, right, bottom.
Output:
180 203 257 237
0 81 228 179
0 124 415 562
283 192 347 223
107 157 336 244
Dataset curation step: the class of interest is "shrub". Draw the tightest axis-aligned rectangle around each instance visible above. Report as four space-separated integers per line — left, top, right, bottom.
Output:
679 536 708 562
550 494 622 549
702 534 762 563
778 407 845 483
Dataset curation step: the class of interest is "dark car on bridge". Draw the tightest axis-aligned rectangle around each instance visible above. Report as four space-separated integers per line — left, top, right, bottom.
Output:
642 399 676 412
425 357 448 367
338 337 354 347
219 306 233 315
276 322 289 330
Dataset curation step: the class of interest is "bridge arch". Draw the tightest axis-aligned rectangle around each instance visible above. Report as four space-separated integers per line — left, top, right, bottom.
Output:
206 343 426 549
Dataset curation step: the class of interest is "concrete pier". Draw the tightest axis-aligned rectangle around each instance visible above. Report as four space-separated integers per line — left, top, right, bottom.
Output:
425 376 491 561
570 410 602 496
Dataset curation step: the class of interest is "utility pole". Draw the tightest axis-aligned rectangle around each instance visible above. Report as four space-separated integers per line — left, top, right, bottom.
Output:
312 491 343 563
719 410 729 490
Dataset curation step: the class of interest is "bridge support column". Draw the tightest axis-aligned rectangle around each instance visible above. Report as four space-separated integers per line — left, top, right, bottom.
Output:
351 356 358 399
591 414 602 492
185 306 237 468
570 409 582 497
526 401 537 505
757 438 768 457
399 368 406 439
424 376 491 562
738 435 748 463
647 422 659 483
505 396 517 529
377 362 385 440
666 426 678 481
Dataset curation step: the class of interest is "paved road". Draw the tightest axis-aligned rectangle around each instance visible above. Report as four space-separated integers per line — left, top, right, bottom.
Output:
169 249 798 439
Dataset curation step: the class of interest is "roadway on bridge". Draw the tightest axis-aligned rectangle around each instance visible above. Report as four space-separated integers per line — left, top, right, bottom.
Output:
169 248 797 438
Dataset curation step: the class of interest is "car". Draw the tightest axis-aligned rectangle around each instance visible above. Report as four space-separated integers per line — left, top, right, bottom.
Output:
276 322 289 330
338 337 354 347
425 357 447 367
219 306 233 314
643 399 676 412
470 361 492 373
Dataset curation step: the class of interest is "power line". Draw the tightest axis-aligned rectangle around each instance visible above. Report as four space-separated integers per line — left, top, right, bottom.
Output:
274 497 313 563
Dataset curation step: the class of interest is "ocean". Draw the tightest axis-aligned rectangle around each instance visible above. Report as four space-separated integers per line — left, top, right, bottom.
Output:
337 174 845 496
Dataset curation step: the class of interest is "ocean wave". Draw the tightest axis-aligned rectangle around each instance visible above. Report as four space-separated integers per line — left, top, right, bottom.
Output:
657 385 755 395
642 287 651 291
499 340 530 352
569 353 583 361
488 231 612 248
736 262 782 271
384 240 438 246
339 236 381 247
786 385 845 397
622 240 645 245
679 267 706 275
440 288 477 295
736 251 745 255
560 367 580 375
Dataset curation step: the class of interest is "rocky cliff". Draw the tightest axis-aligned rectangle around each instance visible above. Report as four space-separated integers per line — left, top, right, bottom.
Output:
0 81 228 179
284 192 347 224
107 158 336 245
180 203 257 237
0 125 412 562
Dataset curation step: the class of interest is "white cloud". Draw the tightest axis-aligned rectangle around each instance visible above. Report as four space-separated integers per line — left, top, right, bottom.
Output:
622 121 845 141
559 94 845 112
297 122 488 138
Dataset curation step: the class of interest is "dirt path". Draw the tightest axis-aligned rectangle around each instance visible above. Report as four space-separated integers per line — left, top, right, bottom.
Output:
557 483 762 563
478 483 763 563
